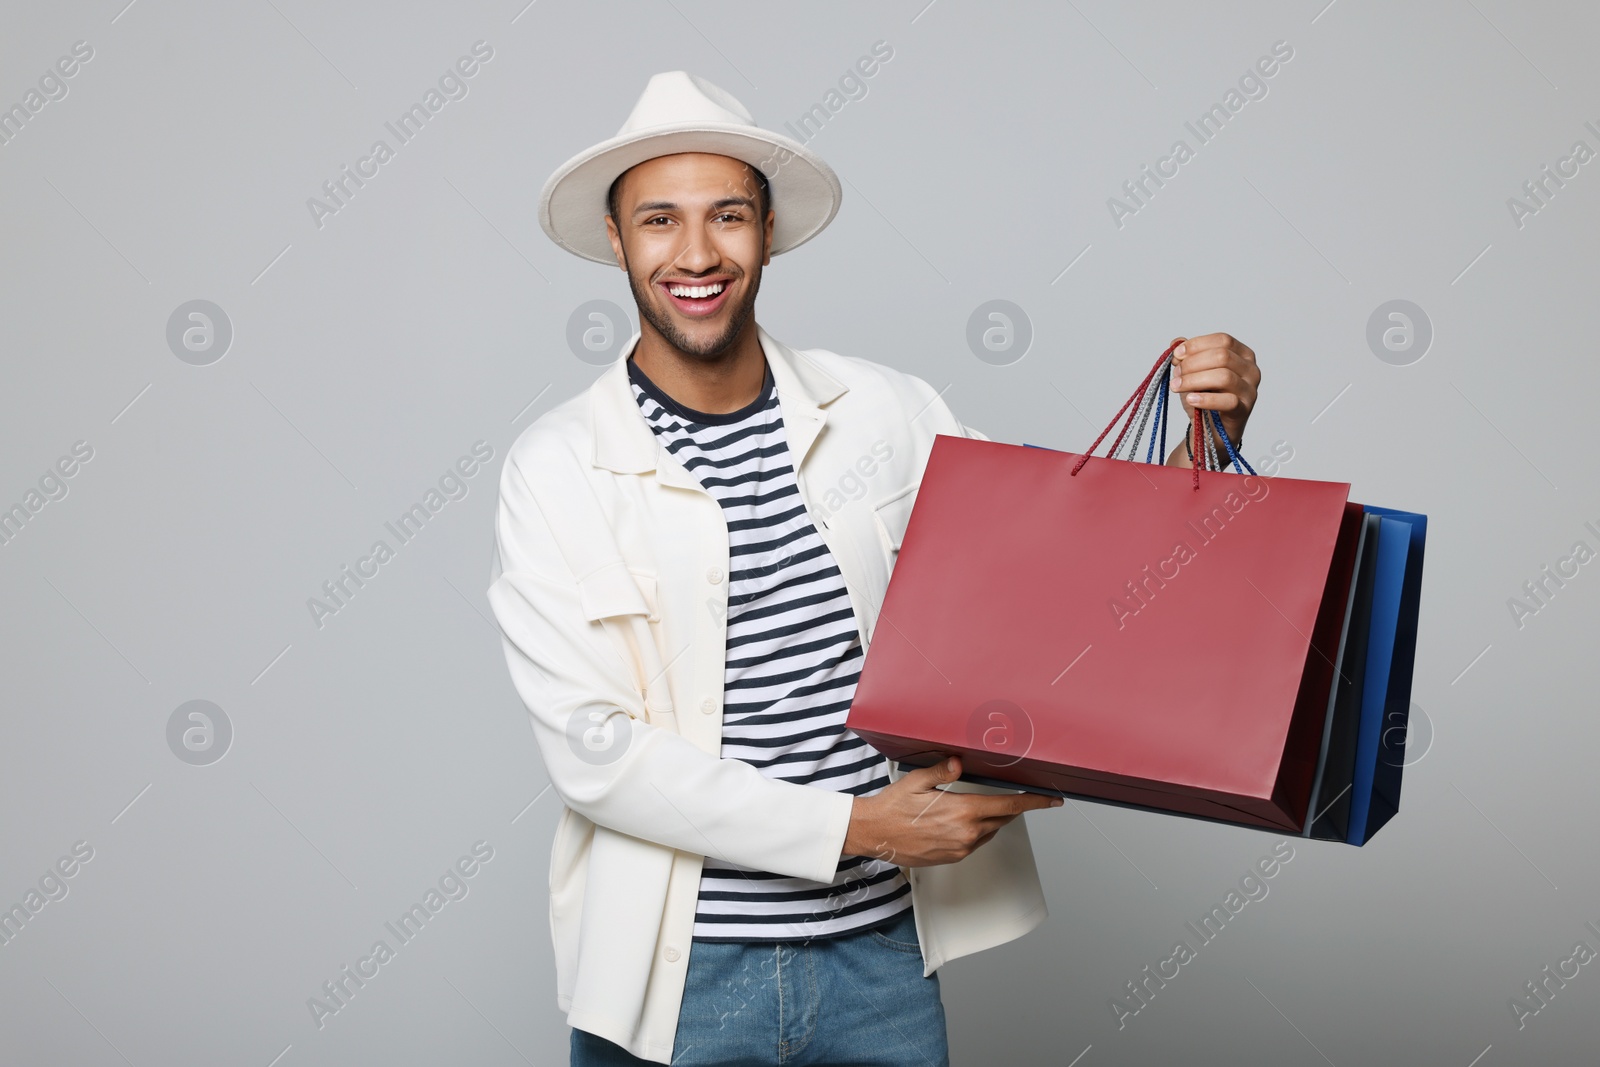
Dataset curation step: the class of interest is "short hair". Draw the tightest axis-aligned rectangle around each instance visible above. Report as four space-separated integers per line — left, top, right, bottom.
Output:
607 162 772 232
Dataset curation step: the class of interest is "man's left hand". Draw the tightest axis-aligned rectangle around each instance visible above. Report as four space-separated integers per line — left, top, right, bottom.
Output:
1167 332 1260 464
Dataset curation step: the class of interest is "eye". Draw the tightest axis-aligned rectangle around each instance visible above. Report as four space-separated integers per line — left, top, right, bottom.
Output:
643 215 672 226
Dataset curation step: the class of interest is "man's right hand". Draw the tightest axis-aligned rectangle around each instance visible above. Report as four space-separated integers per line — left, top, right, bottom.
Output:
842 755 1063 867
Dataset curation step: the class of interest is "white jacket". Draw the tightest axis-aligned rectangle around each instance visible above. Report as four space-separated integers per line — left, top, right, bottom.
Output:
487 323 1047 1063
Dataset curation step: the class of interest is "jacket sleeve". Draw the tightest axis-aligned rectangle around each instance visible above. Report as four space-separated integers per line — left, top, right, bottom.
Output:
487 448 855 885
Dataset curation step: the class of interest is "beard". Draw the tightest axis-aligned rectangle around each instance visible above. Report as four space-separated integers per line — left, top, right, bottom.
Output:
625 254 762 362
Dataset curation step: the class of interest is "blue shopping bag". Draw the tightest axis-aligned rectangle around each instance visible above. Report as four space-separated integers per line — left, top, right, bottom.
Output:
1347 507 1428 845
1305 512 1381 842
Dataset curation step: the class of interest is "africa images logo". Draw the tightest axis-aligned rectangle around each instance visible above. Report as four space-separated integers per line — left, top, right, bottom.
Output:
1107 40 1294 229
305 41 494 230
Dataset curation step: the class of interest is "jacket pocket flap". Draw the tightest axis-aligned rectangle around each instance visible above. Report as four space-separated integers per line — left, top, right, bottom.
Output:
576 561 659 622
871 482 920 552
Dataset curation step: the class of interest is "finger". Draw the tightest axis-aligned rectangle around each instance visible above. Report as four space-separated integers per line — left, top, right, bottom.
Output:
1169 353 1235 397
969 794 1058 818
908 759 962 825
1178 332 1234 355
906 755 961 788
1169 367 1246 395
1171 345 1252 378
1183 335 1257 376
1003 789 1064 810
1178 390 1246 412
1171 346 1225 371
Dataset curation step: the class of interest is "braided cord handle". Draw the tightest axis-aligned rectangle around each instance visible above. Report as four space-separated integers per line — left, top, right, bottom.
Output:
1070 341 1256 489
1207 408 1254 475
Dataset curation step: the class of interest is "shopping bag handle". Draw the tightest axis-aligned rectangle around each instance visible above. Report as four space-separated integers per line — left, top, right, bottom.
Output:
1069 339 1255 489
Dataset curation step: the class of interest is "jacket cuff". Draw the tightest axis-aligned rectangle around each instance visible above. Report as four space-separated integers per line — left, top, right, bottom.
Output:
799 786 856 883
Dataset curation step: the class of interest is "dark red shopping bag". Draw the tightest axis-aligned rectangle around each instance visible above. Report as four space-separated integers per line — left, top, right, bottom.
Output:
848 343 1362 832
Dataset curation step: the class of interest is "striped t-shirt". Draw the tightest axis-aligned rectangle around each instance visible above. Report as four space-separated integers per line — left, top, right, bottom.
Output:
627 354 912 942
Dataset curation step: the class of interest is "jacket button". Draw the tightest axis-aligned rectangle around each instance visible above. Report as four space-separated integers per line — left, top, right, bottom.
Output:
664 946 681 962
706 566 724 584
700 697 716 715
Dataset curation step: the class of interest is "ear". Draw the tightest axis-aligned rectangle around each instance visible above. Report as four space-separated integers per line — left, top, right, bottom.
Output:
604 213 628 271
761 208 774 267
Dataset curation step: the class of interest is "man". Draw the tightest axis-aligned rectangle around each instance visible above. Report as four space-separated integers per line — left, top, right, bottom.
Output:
488 71 1261 1066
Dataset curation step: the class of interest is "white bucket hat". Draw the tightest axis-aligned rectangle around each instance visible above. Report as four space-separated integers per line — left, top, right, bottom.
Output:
538 71 842 265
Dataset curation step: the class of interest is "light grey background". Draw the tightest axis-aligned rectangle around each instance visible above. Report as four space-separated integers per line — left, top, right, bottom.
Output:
2 1 1596 1064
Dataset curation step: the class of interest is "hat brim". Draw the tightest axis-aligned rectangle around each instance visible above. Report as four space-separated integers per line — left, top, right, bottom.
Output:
539 123 842 265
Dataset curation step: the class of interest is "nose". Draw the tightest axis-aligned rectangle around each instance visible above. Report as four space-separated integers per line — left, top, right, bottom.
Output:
670 217 720 275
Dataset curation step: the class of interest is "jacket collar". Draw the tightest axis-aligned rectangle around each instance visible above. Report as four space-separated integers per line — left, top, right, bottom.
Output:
590 322 848 489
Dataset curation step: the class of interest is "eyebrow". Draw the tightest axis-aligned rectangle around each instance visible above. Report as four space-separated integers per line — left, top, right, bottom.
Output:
631 196 758 218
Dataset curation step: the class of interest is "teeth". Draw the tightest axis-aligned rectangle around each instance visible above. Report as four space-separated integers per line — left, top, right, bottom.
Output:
667 282 725 299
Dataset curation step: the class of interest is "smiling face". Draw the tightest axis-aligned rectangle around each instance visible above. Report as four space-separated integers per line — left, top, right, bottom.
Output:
604 152 774 362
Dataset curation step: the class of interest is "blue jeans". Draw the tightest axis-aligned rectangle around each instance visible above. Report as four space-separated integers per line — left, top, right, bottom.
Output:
570 905 949 1066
